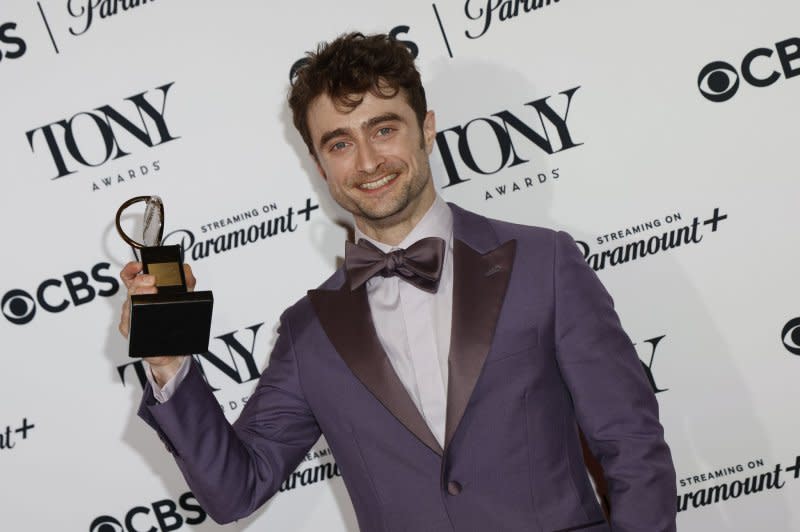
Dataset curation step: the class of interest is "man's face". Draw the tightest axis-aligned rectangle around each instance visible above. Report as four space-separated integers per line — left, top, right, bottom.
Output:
307 88 437 234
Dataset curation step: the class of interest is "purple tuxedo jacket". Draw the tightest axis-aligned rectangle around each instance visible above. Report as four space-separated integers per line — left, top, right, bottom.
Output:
139 204 677 532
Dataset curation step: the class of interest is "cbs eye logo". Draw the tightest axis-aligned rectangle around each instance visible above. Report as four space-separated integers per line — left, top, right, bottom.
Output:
782 317 800 356
698 36 800 102
1 289 37 325
89 516 122 532
697 61 740 102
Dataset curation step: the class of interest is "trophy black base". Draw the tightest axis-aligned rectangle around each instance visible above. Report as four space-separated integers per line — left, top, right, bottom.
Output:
128 291 214 357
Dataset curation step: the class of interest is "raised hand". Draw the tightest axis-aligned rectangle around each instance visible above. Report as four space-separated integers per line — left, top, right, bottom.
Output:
118 261 196 386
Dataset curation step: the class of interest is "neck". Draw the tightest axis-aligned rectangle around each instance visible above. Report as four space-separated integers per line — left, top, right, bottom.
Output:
355 187 437 246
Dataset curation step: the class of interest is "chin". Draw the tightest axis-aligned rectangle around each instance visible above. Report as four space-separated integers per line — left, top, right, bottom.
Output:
359 199 410 223
355 191 410 219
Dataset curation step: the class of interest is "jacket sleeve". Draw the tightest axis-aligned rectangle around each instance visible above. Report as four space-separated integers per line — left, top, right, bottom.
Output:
552 230 677 531
137 313 321 524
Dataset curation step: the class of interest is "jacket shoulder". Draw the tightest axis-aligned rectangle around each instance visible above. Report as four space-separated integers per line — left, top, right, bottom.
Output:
450 202 562 250
278 266 345 335
486 215 558 243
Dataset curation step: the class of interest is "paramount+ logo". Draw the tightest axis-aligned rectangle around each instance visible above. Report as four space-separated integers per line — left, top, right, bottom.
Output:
1 262 118 325
698 36 800 102
89 491 206 532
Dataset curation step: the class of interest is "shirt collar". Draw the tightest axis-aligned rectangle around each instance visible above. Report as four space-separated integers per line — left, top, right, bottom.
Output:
354 195 453 252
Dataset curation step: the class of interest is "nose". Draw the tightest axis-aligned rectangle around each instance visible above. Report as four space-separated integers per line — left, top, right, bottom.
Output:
355 140 385 175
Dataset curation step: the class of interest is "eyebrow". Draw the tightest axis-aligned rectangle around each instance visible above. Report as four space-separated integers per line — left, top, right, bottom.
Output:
318 112 406 149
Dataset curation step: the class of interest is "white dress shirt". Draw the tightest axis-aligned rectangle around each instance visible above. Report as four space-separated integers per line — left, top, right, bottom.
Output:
148 195 454 447
353 195 453 447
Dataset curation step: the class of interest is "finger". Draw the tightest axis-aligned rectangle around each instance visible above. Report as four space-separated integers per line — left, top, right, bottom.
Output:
120 262 144 288
127 275 156 296
120 284 158 338
118 297 131 338
184 263 196 292
118 287 158 337
128 285 158 297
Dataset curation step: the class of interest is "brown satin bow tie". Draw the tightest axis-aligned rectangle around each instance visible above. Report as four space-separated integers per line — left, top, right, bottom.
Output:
345 237 446 293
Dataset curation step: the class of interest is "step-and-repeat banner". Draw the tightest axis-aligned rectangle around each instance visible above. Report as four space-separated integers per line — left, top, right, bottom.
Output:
2 1 798 530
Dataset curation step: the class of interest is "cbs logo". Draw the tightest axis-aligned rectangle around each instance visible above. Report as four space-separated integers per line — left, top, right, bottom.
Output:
698 37 800 102
782 317 800 356
0 21 26 63
89 492 205 532
1 262 119 325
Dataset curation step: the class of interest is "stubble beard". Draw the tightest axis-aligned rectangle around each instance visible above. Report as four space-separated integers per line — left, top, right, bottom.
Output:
352 159 432 230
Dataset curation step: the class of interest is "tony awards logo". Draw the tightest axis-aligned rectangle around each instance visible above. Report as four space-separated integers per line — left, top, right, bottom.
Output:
116 196 213 357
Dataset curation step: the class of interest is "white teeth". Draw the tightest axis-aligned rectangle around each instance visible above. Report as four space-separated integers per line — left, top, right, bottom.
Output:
360 173 397 190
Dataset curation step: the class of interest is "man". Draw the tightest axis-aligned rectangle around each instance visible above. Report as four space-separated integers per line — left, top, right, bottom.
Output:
120 32 677 531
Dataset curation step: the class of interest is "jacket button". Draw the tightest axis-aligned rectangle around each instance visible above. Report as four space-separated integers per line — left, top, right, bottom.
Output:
447 481 462 495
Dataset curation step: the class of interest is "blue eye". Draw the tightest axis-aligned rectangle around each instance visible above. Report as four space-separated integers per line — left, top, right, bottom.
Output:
331 141 347 151
377 127 393 136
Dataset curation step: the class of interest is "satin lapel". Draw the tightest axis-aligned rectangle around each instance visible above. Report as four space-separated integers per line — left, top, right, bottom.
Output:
308 284 444 456
444 238 516 449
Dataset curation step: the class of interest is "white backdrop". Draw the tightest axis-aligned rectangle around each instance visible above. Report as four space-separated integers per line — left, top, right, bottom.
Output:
2 1 799 530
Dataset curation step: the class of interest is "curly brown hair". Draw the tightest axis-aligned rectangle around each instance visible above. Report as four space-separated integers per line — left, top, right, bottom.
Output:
288 32 427 156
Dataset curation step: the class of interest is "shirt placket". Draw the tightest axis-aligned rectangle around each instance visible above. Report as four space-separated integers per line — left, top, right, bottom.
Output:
399 281 447 448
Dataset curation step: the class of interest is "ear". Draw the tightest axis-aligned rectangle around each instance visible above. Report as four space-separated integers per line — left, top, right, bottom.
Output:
422 110 436 154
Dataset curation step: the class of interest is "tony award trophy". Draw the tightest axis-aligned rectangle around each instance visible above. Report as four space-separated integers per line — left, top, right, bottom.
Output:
116 195 213 357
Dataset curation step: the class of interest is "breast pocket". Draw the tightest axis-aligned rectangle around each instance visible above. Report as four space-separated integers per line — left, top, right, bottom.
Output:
485 326 539 365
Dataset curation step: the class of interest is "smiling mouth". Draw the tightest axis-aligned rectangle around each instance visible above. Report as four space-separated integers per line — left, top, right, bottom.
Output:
358 173 398 191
